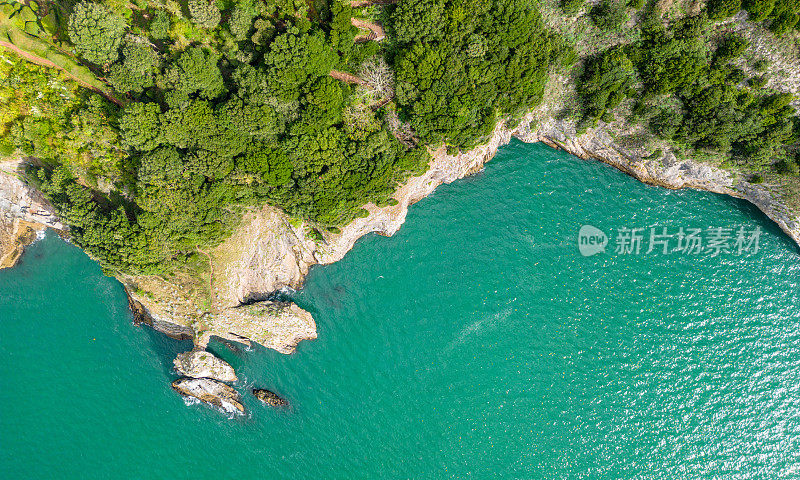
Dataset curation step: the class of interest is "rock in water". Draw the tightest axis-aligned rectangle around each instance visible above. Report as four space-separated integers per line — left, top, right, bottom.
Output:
252 389 289 407
173 350 237 383
171 377 245 414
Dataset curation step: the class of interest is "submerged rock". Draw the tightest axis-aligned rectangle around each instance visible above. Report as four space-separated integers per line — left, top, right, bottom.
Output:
173 350 237 383
252 388 289 407
171 377 245 414
222 341 241 354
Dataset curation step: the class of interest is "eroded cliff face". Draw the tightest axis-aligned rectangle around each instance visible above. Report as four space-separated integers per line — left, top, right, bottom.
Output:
526 118 800 246
3 111 799 357
123 274 317 354
0 159 63 268
209 111 800 317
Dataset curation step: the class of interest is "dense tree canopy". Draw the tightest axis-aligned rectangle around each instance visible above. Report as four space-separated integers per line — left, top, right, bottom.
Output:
578 10 797 173
1 0 797 277
392 0 555 149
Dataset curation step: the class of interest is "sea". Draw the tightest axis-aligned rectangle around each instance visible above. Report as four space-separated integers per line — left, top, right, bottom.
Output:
2 140 800 479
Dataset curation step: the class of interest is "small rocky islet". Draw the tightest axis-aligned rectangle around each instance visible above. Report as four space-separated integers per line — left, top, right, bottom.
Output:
169 348 288 414
252 389 290 408
171 377 245 414
173 349 237 383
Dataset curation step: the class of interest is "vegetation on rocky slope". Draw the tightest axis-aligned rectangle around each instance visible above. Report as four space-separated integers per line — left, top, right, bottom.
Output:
0 0 798 278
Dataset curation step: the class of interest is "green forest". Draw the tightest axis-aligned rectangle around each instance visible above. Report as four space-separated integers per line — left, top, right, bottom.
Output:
0 0 798 276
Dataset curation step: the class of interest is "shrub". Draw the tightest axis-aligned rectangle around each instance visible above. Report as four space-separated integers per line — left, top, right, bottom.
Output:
707 0 742 20
577 46 637 123
748 75 768 89
650 107 684 140
727 67 746 84
752 58 769 71
742 0 799 35
777 159 800 175
714 33 749 64
742 0 775 21
590 0 628 31
188 0 220 29
561 0 585 15
769 9 799 35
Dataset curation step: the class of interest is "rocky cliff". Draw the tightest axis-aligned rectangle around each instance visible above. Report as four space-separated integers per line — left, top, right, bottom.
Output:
0 159 63 268
207 110 800 313
2 111 799 356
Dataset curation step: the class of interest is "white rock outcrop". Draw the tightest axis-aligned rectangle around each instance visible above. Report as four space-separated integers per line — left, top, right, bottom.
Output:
173 350 237 383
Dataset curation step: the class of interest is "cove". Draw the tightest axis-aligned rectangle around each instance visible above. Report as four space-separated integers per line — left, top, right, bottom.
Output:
2 140 800 479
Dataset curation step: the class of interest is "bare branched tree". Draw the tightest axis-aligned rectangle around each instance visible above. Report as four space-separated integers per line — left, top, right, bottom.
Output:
359 57 395 103
385 107 418 147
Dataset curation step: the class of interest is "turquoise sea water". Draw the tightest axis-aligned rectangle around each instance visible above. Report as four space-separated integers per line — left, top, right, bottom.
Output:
2 140 800 479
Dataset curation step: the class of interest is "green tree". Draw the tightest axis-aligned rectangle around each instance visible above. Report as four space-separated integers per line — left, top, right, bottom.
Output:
229 0 259 41
107 38 160 93
240 143 293 186
149 9 171 39
119 102 162 151
707 0 741 20
188 0 221 29
590 0 628 31
164 46 225 100
67 1 127 65
392 0 446 43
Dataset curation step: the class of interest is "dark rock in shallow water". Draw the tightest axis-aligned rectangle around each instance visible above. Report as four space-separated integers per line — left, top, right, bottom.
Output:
252 388 289 407
172 377 245 414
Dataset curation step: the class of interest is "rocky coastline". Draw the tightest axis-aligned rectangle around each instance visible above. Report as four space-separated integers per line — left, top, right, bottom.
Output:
202 110 800 313
1 112 799 356
3 108 799 414
0 159 64 269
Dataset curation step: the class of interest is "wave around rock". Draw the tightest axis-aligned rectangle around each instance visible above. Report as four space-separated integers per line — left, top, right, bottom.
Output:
171 377 245 414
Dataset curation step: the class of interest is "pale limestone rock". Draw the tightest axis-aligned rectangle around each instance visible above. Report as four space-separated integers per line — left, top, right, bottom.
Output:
173 350 237 383
210 301 317 355
171 377 244 414
213 206 317 307
0 159 63 270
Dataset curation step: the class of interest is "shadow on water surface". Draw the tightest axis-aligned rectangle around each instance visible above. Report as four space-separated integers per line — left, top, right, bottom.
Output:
134 314 193 377
718 193 800 255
